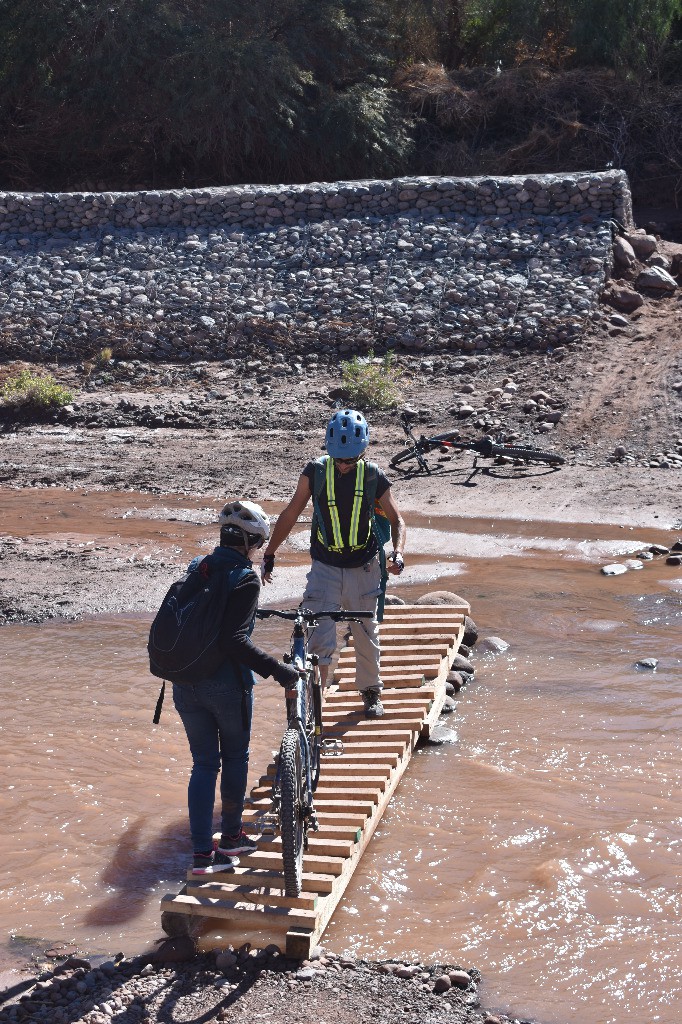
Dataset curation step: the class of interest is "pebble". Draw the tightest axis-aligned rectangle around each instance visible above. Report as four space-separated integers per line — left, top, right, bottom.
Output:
0 172 626 360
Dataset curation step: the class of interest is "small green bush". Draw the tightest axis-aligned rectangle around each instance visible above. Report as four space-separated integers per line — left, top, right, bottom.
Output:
340 350 402 410
2 369 74 409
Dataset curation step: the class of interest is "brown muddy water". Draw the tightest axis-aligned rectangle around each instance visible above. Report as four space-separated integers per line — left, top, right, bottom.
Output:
1 494 682 1024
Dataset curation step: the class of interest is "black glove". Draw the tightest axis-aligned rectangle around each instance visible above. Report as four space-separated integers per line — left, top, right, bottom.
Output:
275 663 300 688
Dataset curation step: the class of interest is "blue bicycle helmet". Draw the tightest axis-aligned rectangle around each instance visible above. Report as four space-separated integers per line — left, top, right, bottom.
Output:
325 409 369 458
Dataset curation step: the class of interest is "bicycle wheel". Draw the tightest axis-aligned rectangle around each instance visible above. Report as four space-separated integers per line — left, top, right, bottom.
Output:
390 441 438 467
493 443 565 466
279 728 304 897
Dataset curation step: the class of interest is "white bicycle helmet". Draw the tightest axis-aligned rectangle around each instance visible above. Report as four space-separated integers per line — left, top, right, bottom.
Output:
218 500 270 549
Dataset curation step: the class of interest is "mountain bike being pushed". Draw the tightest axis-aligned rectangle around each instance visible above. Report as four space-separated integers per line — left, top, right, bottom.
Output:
391 410 565 474
255 606 373 897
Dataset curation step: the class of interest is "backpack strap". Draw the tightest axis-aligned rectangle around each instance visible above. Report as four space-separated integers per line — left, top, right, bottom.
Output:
311 457 329 549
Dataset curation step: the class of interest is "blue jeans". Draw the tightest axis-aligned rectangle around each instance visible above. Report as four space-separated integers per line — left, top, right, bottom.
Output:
173 677 253 853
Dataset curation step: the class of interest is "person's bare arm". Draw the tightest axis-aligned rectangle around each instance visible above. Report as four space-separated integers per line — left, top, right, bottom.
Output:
261 475 312 583
379 488 406 575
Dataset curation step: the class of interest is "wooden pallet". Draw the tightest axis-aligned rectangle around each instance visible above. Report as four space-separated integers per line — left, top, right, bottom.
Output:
161 601 469 957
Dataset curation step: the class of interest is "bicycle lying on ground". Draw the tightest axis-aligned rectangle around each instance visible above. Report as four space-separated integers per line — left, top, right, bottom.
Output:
390 410 565 473
255 606 373 897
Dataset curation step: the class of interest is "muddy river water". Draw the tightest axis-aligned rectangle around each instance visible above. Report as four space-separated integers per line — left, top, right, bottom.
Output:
1 492 681 1024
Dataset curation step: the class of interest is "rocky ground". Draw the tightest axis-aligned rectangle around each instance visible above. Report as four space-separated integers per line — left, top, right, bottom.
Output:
0 946 506 1024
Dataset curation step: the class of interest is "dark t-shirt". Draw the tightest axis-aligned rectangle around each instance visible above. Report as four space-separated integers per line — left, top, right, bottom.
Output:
302 459 391 568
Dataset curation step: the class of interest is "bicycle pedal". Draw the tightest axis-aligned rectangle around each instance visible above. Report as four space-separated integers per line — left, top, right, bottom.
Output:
253 812 279 836
320 738 344 756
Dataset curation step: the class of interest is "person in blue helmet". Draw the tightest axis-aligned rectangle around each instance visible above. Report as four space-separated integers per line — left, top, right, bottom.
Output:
261 409 406 718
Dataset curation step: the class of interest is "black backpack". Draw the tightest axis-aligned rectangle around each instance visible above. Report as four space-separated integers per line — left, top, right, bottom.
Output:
148 555 248 722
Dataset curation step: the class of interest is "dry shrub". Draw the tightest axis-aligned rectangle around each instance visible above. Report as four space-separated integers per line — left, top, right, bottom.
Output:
395 61 682 205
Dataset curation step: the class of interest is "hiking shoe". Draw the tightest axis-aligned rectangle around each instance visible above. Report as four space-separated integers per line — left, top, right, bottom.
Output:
217 828 258 857
362 688 384 719
191 850 236 875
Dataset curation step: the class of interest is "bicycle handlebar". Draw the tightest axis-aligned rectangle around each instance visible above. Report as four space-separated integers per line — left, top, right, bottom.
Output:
257 608 373 622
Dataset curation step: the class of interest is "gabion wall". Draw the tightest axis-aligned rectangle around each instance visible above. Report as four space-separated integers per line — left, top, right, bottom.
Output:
0 171 630 360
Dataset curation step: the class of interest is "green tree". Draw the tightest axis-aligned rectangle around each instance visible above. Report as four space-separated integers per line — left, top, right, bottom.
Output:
0 0 412 189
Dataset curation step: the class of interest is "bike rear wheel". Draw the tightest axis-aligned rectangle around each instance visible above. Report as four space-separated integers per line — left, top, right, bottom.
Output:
279 728 305 897
492 443 565 466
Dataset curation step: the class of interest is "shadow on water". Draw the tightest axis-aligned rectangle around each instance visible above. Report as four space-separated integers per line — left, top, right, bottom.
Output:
84 818 189 927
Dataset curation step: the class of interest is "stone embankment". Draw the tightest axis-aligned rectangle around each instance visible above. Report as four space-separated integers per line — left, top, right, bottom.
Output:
0 172 632 361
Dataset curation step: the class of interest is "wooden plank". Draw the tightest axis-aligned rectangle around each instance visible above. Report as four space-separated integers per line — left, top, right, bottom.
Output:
250 783 383 802
337 653 445 668
255 835 355 858
185 881 319 911
340 642 452 656
322 708 428 724
244 808 368 827
204 865 335 894
324 688 436 705
347 633 458 646
237 850 347 875
259 771 391 790
242 819 362 842
248 795 378 815
162 893 317 931
337 675 427 690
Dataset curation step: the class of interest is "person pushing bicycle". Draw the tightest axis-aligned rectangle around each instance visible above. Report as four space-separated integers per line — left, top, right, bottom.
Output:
172 500 300 875
261 409 406 719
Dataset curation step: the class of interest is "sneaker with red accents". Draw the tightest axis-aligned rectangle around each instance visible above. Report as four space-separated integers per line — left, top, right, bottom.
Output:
217 829 258 857
191 850 236 875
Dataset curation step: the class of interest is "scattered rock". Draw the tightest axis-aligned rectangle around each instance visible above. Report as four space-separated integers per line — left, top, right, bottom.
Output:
635 658 658 670
477 636 510 654
613 236 637 270
426 724 458 745
624 232 657 259
636 266 677 291
451 652 475 673
462 615 479 646
434 974 452 992
416 591 468 607
671 540 682 552
449 969 472 988
446 672 464 693
601 563 628 575
666 554 682 566
623 559 644 570
384 594 406 606
602 283 644 312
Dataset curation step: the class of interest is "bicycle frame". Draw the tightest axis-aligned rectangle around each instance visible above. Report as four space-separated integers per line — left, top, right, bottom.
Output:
256 607 373 841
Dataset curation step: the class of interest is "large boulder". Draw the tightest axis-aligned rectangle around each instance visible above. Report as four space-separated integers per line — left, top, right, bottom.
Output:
624 231 657 260
602 283 644 312
613 236 637 270
636 266 677 291
416 591 468 606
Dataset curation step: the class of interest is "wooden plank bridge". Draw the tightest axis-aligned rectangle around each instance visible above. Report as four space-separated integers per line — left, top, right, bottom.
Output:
161 600 469 957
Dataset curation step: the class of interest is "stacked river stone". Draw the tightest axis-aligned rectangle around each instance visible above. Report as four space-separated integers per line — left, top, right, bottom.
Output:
0 172 631 361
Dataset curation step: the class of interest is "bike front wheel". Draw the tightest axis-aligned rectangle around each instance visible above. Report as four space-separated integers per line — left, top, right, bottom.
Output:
390 441 439 468
492 443 565 466
279 728 305 897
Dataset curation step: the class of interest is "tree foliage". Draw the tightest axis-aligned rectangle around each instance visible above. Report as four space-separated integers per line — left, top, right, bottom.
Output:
0 0 412 188
0 0 680 193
